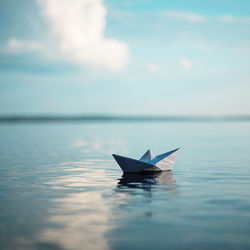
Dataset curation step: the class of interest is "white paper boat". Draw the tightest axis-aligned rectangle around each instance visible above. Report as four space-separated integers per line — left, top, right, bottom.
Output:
112 148 180 173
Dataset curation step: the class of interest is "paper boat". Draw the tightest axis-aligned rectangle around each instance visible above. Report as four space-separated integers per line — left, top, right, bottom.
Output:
112 148 179 173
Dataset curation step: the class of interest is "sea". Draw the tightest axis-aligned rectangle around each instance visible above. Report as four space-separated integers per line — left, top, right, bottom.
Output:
0 121 250 250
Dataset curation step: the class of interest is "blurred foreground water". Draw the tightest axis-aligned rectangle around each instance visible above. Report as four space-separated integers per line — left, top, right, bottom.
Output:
0 122 250 250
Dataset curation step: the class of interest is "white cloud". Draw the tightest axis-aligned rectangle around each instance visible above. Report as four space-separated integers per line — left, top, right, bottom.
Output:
6 38 43 53
217 15 250 23
165 11 207 23
164 12 250 24
145 63 160 72
38 0 129 71
179 57 192 71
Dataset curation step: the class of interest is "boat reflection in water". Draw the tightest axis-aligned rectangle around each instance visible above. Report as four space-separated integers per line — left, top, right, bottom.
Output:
115 171 177 218
117 171 177 192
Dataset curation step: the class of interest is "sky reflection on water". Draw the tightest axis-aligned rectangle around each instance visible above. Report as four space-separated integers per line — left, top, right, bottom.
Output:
1 123 250 250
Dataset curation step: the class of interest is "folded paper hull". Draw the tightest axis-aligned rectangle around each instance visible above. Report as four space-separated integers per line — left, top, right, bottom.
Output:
112 154 155 173
112 148 179 173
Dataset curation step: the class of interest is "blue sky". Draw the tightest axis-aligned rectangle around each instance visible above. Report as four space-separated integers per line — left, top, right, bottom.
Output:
0 0 250 115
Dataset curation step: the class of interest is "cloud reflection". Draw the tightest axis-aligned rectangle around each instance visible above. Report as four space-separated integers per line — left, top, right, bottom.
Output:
38 191 113 250
37 159 118 250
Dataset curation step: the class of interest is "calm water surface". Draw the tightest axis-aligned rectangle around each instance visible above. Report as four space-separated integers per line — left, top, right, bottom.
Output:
0 122 250 250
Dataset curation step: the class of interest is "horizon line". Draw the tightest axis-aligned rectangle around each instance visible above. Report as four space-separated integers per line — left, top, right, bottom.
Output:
0 114 250 123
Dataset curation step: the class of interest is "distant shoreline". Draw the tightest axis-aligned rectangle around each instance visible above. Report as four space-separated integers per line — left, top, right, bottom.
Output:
0 115 250 123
